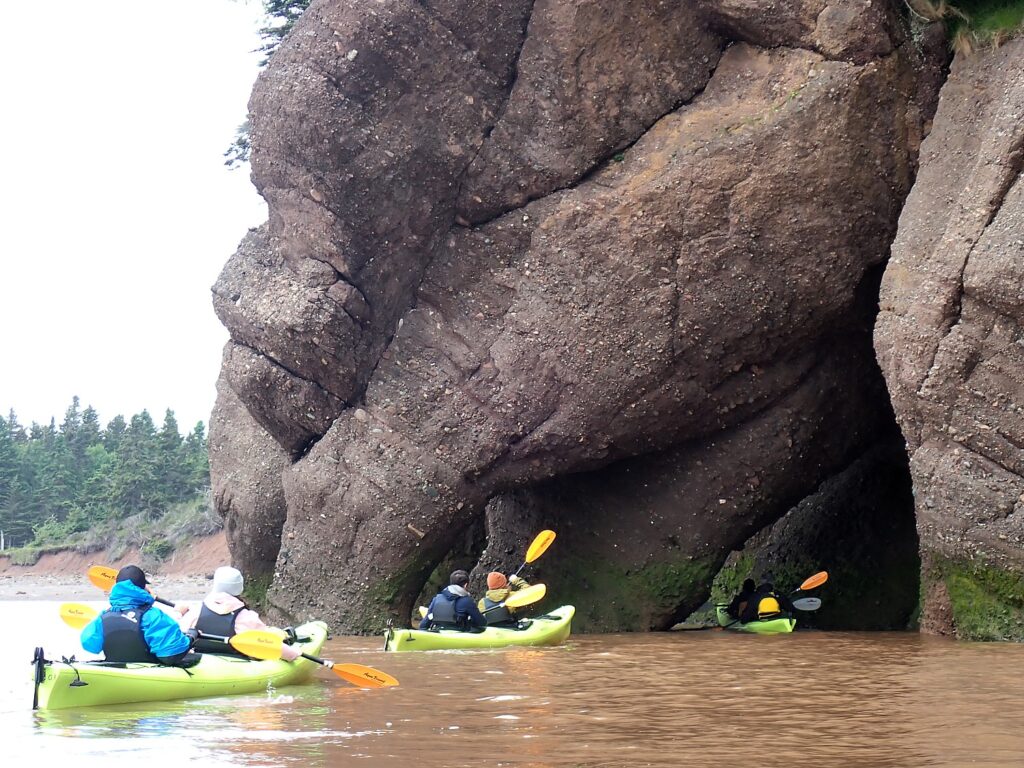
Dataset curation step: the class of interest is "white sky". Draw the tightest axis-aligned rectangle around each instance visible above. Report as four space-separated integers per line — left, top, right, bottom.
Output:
0 0 269 432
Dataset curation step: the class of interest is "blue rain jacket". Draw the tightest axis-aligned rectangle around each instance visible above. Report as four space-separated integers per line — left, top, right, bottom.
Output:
81 581 192 659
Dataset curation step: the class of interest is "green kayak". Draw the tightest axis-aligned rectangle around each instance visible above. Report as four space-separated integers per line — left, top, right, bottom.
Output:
385 605 575 651
33 620 329 710
715 605 795 634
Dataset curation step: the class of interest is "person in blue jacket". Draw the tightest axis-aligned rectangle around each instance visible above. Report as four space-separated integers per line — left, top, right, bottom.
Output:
80 565 195 664
419 569 487 632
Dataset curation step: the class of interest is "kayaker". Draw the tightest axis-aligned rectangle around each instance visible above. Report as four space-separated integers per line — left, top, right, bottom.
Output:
725 578 756 620
478 571 530 626
420 569 487 632
80 565 196 665
739 574 796 623
180 565 300 660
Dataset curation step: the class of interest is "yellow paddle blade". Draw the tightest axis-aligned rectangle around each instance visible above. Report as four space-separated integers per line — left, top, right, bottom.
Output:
798 571 828 592
525 530 556 563
87 564 118 592
228 629 286 660
333 663 399 688
60 603 99 629
504 582 546 609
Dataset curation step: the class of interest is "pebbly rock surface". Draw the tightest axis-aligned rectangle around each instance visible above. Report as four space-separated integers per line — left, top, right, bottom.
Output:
212 0 946 632
875 38 1024 641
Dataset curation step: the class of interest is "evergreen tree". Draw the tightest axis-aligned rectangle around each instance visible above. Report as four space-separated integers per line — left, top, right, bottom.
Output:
157 409 190 504
225 0 312 168
36 418 77 522
7 409 26 443
258 0 312 59
103 414 127 453
0 414 18 512
184 422 210 490
106 410 162 515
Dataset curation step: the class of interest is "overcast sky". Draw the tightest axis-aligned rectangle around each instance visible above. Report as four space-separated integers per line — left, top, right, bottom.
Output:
0 0 268 432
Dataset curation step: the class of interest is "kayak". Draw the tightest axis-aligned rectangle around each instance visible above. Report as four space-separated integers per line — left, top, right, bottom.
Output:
715 605 795 634
385 605 575 651
32 620 329 710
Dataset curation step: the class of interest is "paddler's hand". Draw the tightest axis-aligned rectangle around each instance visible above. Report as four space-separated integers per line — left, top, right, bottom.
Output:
174 602 190 617
509 575 524 588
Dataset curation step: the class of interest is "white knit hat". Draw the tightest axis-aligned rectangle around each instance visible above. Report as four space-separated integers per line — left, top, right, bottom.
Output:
212 566 244 596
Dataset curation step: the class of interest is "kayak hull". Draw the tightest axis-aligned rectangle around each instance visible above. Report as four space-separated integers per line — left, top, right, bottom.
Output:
34 620 329 710
715 605 795 634
385 605 575 651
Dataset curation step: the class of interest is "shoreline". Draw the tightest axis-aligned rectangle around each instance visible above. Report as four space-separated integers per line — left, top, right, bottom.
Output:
0 573 212 602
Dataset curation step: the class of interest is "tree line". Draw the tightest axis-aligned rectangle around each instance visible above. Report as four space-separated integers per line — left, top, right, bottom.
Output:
0 397 209 549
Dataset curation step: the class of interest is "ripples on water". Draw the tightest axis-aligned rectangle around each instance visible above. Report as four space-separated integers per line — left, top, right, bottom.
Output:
3 601 1024 767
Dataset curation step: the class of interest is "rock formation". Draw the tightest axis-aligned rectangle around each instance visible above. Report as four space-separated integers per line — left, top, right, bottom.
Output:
211 0 946 632
875 38 1024 641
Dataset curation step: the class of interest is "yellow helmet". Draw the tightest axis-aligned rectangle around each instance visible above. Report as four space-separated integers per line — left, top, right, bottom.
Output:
757 597 781 618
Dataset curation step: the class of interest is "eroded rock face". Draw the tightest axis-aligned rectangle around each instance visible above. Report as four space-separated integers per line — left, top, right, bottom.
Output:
208 373 290 587
211 0 943 632
875 39 1024 641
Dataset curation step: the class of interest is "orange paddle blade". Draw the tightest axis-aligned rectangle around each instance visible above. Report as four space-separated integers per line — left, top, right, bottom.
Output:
60 603 99 629
87 565 118 592
798 571 828 592
333 663 399 688
229 630 286 660
525 530 556 563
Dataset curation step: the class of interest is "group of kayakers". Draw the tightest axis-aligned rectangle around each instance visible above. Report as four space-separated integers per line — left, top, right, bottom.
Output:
82 555 793 664
81 564 297 665
723 574 795 623
419 569 531 632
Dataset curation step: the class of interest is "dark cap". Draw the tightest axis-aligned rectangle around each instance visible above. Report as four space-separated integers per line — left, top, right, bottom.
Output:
450 569 470 587
116 565 149 589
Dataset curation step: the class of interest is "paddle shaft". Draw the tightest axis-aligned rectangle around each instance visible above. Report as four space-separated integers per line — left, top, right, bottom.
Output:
300 651 332 667
88 565 176 607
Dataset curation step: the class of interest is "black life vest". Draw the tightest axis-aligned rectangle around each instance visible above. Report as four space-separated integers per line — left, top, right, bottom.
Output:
192 603 245 655
482 596 513 625
427 592 469 630
101 606 159 663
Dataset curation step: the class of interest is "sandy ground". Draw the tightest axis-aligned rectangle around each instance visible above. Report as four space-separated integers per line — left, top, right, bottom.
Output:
0 573 213 601
0 533 228 601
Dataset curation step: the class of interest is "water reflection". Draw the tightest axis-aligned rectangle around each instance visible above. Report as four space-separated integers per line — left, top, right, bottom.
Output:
4 601 1024 767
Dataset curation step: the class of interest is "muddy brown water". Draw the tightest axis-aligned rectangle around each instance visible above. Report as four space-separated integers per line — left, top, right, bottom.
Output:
3 600 1024 767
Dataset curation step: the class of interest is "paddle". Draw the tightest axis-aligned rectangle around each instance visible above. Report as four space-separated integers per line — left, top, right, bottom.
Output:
87 565 176 608
482 582 546 613
60 602 99 630
58 605 398 688
229 630 399 688
792 571 828 594
513 529 556 578
792 597 821 611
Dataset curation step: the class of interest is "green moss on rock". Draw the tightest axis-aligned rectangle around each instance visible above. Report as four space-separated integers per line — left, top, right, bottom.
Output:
243 572 273 613
938 558 1024 641
551 553 718 631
